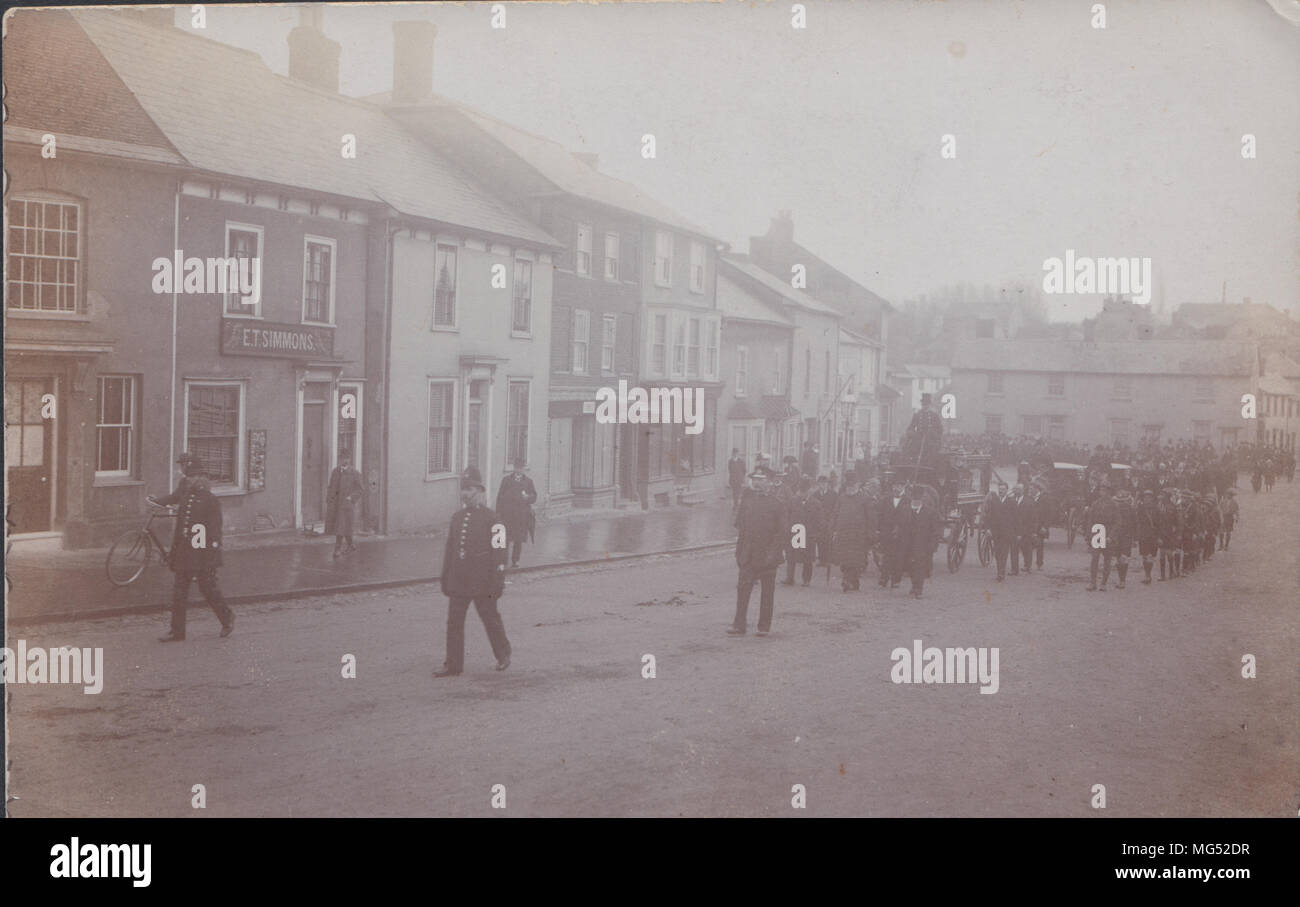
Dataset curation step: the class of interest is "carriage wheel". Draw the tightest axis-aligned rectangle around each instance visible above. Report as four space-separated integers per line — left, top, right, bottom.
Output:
977 529 992 566
947 533 967 573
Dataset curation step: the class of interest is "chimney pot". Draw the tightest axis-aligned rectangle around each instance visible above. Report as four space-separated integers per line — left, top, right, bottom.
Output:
392 21 437 104
288 12 341 94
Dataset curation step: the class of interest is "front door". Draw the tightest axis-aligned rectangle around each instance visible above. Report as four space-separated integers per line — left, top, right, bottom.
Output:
466 380 485 479
4 377 55 533
300 382 330 527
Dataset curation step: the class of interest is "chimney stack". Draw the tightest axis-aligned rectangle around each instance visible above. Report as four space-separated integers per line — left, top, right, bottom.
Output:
769 210 794 244
288 9 341 93
574 152 599 170
392 21 437 104
122 8 175 28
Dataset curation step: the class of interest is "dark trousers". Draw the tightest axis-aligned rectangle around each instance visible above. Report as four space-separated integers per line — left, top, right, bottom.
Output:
1033 533 1045 567
993 535 1014 578
734 566 776 632
815 533 831 565
730 484 742 508
841 565 862 589
879 540 899 586
785 549 813 584
1018 536 1035 572
909 553 933 594
444 595 511 672
509 537 523 565
171 568 233 634
1089 550 1114 586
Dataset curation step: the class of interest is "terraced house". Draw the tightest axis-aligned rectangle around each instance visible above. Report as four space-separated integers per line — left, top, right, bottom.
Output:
3 8 556 543
389 85 724 509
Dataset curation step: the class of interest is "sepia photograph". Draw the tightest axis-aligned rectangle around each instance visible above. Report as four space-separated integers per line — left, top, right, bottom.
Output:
2 0 1298 852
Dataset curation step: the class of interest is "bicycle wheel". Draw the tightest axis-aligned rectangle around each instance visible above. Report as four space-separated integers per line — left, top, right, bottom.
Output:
106 529 153 586
978 530 992 566
947 534 966 573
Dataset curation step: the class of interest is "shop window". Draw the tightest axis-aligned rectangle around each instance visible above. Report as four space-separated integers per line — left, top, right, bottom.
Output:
185 382 244 488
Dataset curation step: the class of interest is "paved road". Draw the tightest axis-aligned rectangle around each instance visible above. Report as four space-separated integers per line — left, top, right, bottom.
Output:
6 483 1297 817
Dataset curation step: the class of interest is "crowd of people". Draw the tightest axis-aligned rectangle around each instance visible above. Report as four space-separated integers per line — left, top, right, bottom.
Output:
723 406 1291 635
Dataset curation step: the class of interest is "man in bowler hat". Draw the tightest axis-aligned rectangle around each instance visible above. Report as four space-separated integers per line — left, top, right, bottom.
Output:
435 466 511 676
728 466 786 637
495 456 537 568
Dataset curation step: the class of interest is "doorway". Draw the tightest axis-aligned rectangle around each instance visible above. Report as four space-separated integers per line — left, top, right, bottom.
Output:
300 381 330 527
5 377 55 533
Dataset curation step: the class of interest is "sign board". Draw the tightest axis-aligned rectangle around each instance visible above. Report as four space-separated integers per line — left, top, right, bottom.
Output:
248 429 267 492
221 320 334 359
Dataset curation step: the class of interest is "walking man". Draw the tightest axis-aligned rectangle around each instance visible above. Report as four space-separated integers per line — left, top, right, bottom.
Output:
435 467 511 677
1135 488 1159 584
1156 489 1183 580
1111 488 1135 589
877 480 907 588
899 488 940 598
830 472 873 592
157 474 234 642
783 479 817 587
1012 483 1038 575
325 453 364 558
1219 488 1238 550
986 480 1017 582
729 466 785 637
1030 480 1049 569
727 448 747 511
811 475 838 567
495 457 537 568
1085 483 1120 592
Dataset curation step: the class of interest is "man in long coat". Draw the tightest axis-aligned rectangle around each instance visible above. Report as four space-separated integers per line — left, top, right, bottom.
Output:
495 456 537 568
830 472 874 592
810 475 838 567
985 480 1017 582
325 453 364 557
435 466 511 676
1012 484 1039 575
898 487 941 598
1085 485 1120 591
877 479 908 588
729 467 786 637
1134 488 1159 584
1219 488 1239 550
1110 489 1135 589
158 475 234 642
727 448 747 511
783 479 818 587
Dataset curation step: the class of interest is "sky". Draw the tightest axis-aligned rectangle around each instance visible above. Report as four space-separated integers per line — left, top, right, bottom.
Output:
173 0 1299 321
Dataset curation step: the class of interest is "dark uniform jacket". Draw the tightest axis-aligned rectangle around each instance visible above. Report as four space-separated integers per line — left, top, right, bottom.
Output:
168 485 223 573
898 504 941 568
1135 502 1159 544
985 494 1018 540
830 490 875 570
441 505 508 599
878 495 907 541
735 491 786 571
1013 495 1040 539
1155 502 1182 548
495 473 537 540
1085 497 1121 551
1111 501 1135 555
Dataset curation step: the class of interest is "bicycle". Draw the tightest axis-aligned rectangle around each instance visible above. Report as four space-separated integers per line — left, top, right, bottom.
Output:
105 503 175 586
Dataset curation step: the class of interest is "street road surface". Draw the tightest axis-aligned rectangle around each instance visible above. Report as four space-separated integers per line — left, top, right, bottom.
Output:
6 483 1297 817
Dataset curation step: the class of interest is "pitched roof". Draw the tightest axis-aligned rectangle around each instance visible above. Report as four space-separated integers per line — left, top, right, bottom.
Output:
951 340 1256 376
65 10 555 247
721 255 841 318
839 326 885 348
901 364 951 380
384 92 719 241
2 9 180 158
716 273 792 327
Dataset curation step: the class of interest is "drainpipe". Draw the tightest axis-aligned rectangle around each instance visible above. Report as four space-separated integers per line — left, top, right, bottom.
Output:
169 186 180 492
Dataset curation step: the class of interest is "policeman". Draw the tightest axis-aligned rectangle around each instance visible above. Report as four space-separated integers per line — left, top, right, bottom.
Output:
729 466 785 637
157 474 233 642
783 479 817 587
434 466 511 677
